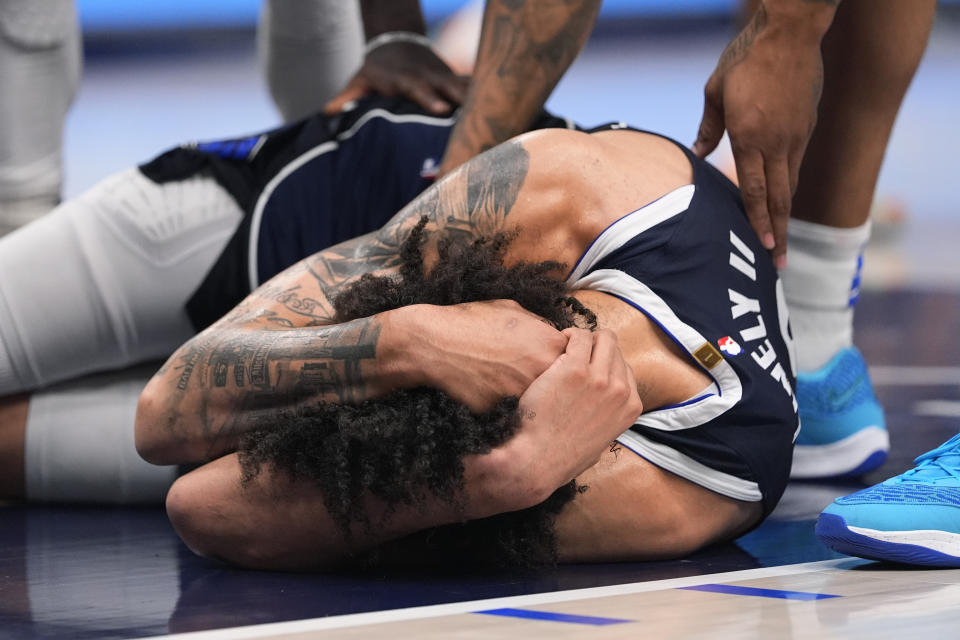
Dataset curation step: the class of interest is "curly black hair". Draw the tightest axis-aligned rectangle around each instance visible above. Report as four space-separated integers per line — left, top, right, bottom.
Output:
238 218 596 567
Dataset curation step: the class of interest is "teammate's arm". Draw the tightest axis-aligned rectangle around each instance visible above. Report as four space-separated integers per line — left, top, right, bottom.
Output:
693 0 839 268
134 139 568 465
328 0 602 176
436 0 601 177
325 0 468 115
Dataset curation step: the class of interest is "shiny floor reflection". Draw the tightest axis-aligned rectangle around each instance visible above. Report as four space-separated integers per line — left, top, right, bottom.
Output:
3 287 958 638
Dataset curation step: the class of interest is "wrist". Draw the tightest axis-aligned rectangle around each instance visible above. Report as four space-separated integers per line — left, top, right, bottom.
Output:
463 431 546 517
375 305 431 389
360 0 427 40
759 0 838 43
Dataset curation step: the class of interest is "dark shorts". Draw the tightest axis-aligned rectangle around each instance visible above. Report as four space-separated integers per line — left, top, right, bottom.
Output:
139 97 573 330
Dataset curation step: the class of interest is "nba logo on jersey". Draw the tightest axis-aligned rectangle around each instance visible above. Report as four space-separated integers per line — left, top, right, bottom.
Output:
718 336 742 356
420 158 439 179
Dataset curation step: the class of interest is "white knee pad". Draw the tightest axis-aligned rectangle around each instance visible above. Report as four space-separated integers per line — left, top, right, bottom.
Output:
25 365 177 504
258 0 363 122
0 0 81 230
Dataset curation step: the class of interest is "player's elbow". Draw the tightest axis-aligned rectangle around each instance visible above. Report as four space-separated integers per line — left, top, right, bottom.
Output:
165 475 253 568
135 375 184 465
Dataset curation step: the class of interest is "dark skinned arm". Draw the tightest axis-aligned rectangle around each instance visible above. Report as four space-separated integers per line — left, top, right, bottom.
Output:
693 0 840 268
325 0 469 115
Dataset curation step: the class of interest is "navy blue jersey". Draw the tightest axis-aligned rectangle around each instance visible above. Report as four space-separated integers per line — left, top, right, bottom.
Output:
569 130 798 515
139 97 574 329
140 101 796 512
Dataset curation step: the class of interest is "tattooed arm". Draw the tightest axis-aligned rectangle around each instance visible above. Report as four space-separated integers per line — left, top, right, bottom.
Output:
227 137 534 330
693 0 840 269
135 139 569 465
436 0 602 178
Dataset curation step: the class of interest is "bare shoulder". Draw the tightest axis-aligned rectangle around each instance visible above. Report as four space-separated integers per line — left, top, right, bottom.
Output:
502 128 695 266
518 127 693 207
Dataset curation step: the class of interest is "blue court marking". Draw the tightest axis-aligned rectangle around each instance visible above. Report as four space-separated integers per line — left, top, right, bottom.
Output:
475 608 633 626
678 584 842 601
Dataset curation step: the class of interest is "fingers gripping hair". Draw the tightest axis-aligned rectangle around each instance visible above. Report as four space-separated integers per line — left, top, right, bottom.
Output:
238 221 595 567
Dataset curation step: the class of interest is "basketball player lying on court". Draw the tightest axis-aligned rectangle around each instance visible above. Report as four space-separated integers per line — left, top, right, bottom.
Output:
130 107 798 571
0 98 795 569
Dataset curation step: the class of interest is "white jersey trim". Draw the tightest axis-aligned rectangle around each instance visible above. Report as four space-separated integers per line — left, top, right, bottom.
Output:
568 193 753 500
567 184 694 283
247 109 457 290
616 429 762 502
573 268 743 431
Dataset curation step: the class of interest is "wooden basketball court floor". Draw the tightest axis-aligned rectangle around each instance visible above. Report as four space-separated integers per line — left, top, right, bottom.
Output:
2 14 960 640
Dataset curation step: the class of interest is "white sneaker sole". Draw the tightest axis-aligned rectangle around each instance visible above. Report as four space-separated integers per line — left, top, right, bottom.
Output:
847 525 960 558
791 426 889 479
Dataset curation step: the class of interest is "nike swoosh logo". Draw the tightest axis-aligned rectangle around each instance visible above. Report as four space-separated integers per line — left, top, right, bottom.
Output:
826 375 865 411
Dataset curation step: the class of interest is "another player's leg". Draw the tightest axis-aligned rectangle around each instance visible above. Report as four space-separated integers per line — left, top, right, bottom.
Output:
783 0 936 479
0 369 177 504
801 0 960 567
0 394 28 499
0 168 242 393
258 0 363 123
0 167 243 503
0 0 81 236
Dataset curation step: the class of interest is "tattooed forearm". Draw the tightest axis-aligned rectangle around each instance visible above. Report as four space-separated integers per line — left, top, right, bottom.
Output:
145 133 538 461
144 113 543 465
440 0 601 171
153 129 535 459
149 317 386 461
177 317 382 401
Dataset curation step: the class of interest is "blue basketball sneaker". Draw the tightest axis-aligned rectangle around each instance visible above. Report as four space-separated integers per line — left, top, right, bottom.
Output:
791 346 889 479
815 433 960 566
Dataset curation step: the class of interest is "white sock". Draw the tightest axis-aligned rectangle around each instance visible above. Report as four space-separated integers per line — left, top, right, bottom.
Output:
780 219 871 373
25 365 177 504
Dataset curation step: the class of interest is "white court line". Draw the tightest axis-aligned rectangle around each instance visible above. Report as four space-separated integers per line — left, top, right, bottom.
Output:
869 366 960 386
145 558 866 640
914 400 960 418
